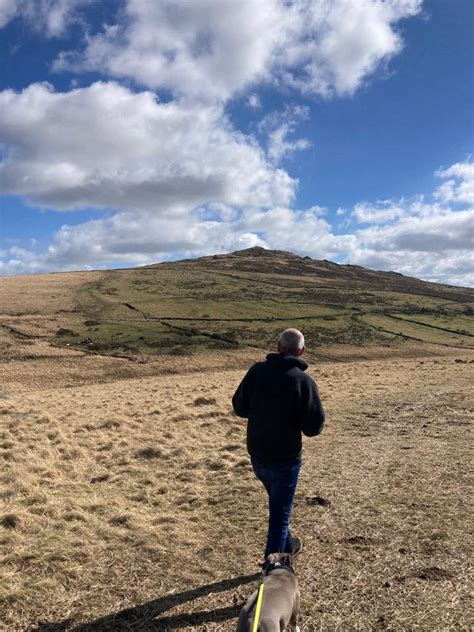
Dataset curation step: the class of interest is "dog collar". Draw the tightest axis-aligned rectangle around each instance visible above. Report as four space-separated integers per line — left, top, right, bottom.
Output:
263 561 295 575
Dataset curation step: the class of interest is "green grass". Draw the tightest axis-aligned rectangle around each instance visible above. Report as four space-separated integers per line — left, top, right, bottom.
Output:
54 320 228 356
51 250 473 357
360 314 474 348
392 313 474 336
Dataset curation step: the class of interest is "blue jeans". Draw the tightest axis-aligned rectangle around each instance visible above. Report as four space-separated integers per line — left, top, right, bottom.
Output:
251 456 301 558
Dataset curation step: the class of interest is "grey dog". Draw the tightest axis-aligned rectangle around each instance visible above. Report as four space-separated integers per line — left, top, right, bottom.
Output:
236 553 300 632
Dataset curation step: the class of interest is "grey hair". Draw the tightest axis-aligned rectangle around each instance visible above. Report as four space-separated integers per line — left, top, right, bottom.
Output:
278 328 305 355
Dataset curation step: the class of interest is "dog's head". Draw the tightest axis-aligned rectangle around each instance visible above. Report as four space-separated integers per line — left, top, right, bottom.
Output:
263 552 295 574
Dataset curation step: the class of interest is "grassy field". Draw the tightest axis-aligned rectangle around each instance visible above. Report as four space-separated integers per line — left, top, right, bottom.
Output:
1 349 473 630
359 314 474 348
1 247 473 630
4 247 465 361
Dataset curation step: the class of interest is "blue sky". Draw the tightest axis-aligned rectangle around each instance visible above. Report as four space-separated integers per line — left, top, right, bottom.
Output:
0 0 473 285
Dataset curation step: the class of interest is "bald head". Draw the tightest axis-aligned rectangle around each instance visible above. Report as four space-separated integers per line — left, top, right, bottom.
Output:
278 328 305 356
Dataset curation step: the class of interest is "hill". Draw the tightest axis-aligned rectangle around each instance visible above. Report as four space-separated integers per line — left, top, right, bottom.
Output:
1 249 473 630
1 247 473 364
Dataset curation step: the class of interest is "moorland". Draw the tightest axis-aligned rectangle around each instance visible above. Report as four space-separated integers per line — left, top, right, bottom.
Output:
0 247 473 630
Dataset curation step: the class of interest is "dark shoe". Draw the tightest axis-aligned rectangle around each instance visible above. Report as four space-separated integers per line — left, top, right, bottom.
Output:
289 536 302 556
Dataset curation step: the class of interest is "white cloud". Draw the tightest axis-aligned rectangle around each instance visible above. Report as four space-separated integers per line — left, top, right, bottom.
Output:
258 105 311 164
5 160 473 286
353 200 406 224
247 94 262 109
347 247 474 287
0 206 262 274
0 0 92 36
354 207 473 253
0 204 350 275
53 0 422 101
2 1 471 288
1 187 472 286
347 166 474 286
0 81 295 212
0 0 17 28
55 0 287 102
241 206 354 257
281 0 422 97
267 123 311 165
435 161 474 206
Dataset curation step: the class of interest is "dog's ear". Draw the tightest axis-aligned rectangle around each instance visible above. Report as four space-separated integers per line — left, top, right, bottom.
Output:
265 552 294 567
281 553 293 567
265 553 278 565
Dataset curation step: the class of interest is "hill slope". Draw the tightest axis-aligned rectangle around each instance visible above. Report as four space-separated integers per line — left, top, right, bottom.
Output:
1 247 473 362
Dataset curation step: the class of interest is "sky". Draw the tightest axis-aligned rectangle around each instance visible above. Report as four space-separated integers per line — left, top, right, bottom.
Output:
0 0 473 286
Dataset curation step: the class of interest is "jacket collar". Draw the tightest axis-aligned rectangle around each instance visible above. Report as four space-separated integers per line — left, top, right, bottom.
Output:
266 353 308 371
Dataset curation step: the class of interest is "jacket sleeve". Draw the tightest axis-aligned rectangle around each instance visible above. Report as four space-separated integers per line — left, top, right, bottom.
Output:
232 367 255 418
299 377 325 437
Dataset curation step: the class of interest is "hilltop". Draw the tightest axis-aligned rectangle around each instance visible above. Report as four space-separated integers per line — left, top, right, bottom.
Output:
0 247 473 367
150 246 465 294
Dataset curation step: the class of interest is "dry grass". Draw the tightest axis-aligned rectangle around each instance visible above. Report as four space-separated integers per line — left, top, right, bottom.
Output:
1 346 473 631
0 271 102 316
1 261 473 630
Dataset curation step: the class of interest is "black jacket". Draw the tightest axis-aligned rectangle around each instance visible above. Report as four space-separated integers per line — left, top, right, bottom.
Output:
232 353 325 463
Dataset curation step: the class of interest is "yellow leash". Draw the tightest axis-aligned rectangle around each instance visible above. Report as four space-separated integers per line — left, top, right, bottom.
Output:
252 582 265 632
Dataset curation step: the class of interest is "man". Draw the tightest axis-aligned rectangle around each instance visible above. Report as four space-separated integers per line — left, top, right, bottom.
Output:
232 328 325 560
